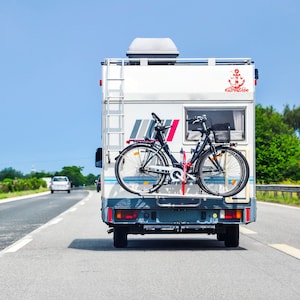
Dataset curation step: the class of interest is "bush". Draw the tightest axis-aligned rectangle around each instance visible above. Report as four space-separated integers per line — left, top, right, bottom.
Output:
0 178 47 193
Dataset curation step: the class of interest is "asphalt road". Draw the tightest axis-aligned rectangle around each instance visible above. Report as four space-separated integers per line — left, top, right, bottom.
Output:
0 190 89 250
0 191 300 299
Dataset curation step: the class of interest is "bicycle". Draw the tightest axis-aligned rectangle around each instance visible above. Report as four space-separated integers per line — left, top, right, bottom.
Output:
115 112 249 197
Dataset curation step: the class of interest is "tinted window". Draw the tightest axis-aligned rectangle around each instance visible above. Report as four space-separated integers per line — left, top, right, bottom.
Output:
185 107 246 141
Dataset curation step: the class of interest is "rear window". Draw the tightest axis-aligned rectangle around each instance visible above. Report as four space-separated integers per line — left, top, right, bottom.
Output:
53 177 68 182
185 107 246 141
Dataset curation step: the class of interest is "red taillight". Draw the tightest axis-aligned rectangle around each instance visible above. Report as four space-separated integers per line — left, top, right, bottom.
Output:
115 210 138 220
245 208 251 222
222 209 242 220
108 208 113 222
99 79 102 86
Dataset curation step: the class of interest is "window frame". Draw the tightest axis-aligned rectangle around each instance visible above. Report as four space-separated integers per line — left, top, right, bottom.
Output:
184 105 247 143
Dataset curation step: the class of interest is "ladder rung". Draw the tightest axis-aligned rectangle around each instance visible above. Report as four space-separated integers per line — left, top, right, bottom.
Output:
107 130 124 134
106 88 124 92
107 114 124 117
106 96 124 99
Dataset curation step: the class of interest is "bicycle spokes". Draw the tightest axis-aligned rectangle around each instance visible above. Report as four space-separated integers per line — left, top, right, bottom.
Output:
197 147 248 197
115 143 168 194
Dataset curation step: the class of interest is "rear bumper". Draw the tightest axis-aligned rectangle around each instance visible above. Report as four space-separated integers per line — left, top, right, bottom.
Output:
107 223 240 237
102 196 256 233
50 185 70 191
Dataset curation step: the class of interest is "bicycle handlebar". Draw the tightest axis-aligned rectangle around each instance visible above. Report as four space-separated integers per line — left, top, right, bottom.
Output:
151 112 208 132
151 112 162 124
187 114 207 124
152 112 208 126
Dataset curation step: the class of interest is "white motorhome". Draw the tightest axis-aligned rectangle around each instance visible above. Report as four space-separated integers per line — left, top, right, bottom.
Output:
96 38 258 248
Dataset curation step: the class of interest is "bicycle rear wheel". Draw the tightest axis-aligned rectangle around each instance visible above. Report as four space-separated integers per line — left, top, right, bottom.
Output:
115 143 168 194
196 146 249 197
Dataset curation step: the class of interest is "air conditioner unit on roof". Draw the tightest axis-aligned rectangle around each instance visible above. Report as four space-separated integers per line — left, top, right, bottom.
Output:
126 38 179 59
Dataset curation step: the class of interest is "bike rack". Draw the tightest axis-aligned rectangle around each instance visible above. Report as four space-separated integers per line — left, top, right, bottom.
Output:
156 198 201 208
139 192 224 208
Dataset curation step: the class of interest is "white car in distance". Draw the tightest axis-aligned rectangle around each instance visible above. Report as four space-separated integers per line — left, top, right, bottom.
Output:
50 176 71 194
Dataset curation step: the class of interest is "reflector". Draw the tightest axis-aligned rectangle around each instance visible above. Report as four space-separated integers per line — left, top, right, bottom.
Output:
245 208 251 222
108 208 113 222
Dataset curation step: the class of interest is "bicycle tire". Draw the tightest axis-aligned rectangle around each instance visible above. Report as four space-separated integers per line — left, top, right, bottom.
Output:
195 146 249 197
115 143 168 194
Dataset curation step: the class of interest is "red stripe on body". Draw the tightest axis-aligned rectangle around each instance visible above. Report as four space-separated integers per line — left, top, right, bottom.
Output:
166 119 179 141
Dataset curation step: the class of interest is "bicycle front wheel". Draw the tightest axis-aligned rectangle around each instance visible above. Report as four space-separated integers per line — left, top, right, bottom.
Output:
196 146 249 197
115 143 168 194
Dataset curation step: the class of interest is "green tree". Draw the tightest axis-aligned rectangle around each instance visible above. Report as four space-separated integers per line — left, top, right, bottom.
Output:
0 167 24 181
57 166 85 187
85 173 98 185
256 105 300 183
283 105 300 136
24 171 54 179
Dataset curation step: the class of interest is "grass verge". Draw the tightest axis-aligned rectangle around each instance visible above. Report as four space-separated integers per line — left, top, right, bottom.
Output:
0 187 49 201
0 186 97 201
256 191 300 206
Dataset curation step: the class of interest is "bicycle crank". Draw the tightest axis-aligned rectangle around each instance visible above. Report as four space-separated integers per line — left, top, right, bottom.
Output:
145 165 184 182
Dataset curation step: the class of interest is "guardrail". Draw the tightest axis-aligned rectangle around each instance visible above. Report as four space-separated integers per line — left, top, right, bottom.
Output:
256 184 300 199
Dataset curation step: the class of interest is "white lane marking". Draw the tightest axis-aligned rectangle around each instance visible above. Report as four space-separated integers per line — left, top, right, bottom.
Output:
240 226 257 235
0 191 93 256
48 218 63 225
270 244 300 260
3 238 32 253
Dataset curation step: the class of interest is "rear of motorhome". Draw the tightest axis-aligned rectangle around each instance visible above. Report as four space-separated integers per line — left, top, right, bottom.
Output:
95 38 258 248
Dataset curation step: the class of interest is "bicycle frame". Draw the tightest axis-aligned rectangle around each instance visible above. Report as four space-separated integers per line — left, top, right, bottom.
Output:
154 121 218 167
138 118 223 185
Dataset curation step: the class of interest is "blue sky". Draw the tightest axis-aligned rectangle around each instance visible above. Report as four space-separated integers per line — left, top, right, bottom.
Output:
0 0 299 176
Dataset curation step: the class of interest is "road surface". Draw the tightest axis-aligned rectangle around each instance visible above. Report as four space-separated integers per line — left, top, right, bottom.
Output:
0 191 299 299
